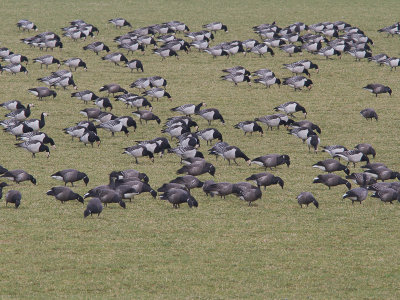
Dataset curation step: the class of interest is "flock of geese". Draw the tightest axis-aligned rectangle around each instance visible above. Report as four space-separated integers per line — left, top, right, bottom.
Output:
0 18 399 215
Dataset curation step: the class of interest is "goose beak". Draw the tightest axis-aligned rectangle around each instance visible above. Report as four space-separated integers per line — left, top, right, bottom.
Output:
247 160 252 166
46 152 50 158
52 145 57 149
97 141 101 147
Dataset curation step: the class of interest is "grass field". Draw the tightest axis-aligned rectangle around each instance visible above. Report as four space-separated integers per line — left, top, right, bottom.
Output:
1 0 400 298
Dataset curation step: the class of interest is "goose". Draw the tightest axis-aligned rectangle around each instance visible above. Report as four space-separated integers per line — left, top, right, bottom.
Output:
334 150 369 167
93 112 117 123
1 63 28 75
168 146 204 160
167 21 190 33
33 55 60 69
177 159 215 176
108 18 131 28
346 49 372 61
282 76 313 91
149 76 167 89
280 44 302 56
94 97 113 111
288 127 315 143
0 182 8 199
3 54 28 65
322 145 348 157
263 38 286 48
221 73 251 86
236 185 262 206
23 112 47 131
368 53 388 65
132 110 160 124
160 188 198 209
71 90 99 104
371 188 400 204
79 130 100 147
97 120 129 136
130 77 150 91
205 182 234 199
5 103 33 121
170 103 206 116
41 39 63 51
290 120 321 133
79 108 101 120
255 114 288 130
312 159 350 175
197 128 223 145
114 179 157 199
274 101 307 118
202 22 228 33
102 52 128 66
363 84 392 97
301 41 322 53
46 186 84 204
317 46 341 59
119 95 152 111
251 154 290 169
118 40 145 54
5 190 21 208
377 23 400 36
63 58 87 71
313 174 351 190
306 134 320 153
50 76 77 90
51 169 89 186
1 169 36 184
123 145 154 163
220 146 251 165
249 43 274 57
99 84 127 96
364 167 400 182
85 189 126 209
165 116 198 130
153 47 178 60
83 41 110 55
17 19 37 31
170 175 204 190
360 108 378 121
0 100 25 111
4 123 34 137
186 31 214 41
196 108 224 125
142 88 172 101
164 40 189 53
109 169 149 183
63 29 93 41
158 183 188 193
297 192 319 208
246 173 284 190
177 132 199 148
162 124 190 140
190 39 209 51
0 47 13 58
382 57 400 71
234 121 264 136
204 46 229 58
283 62 311 76
222 66 250 75
346 173 376 187
354 143 376 158
253 75 281 88
84 198 103 217
28 87 57 100
15 140 50 158
361 162 387 171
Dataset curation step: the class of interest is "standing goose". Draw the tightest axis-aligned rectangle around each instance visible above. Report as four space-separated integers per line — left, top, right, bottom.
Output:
196 108 225 125
99 84 127 96
274 101 307 118
15 140 50 158
46 186 84 204
306 134 320 153
23 112 47 131
142 88 172 101
51 169 89 186
313 174 351 190
251 154 290 169
63 58 87 71
197 128 223 145
363 84 392 97
108 18 132 28
221 73 251 86
221 146 251 165
83 41 110 55
84 197 103 217
246 172 284 190
202 22 228 33
5 103 33 121
342 187 368 204
234 121 264 136
382 57 400 71
360 108 378 121
282 76 313 91
102 52 128 66
126 60 144 72
334 150 369 167
1 169 36 184
1 63 28 75
97 120 129 136
5 190 21 208
312 159 350 175
355 143 376 158
297 192 319 208
160 188 198 209
132 110 161 124
169 175 204 190
371 188 400 204
123 145 154 163
33 55 61 69
28 87 57 100
71 90 98 104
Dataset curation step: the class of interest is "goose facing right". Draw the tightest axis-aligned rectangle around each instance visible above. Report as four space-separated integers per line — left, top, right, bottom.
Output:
46 186 84 204
297 192 319 208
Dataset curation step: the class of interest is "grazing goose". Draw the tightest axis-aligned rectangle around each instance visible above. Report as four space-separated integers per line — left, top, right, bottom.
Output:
1 63 28 75
290 120 321 133
84 197 103 217
15 140 50 158
275 101 307 118
363 84 392 97
130 77 150 91
177 159 216 176
3 54 28 65
236 185 262 206
79 130 100 147
252 68 274 77
346 49 372 61
360 108 378 121
28 87 57 100
63 58 87 71
102 52 128 66
80 108 101 120
46 186 84 204
313 174 351 190
234 121 263 136
5 103 33 121
368 53 388 64
94 97 113 111
289 127 315 143
171 103 206 116
251 154 290 169
371 188 400 204
142 88 171 101
99 84 127 96
160 188 198 209
108 18 131 28
346 172 376 187
153 47 178 60
126 59 144 73
132 110 160 124
364 167 400 182
334 150 369 167
312 159 350 175
33 55 61 69
382 57 400 71
85 189 126 208
317 46 341 59
204 46 229 58
196 108 225 125
110 169 149 183
83 41 110 55
283 62 311 76
158 183 188 193
149 76 167 89
255 114 288 131
168 146 204 160
208 142 229 160
221 72 251 86
162 124 190 140
170 175 204 190
219 146 251 165
118 40 145 54
72 90 98 104
296 60 319 73
197 128 223 145
246 172 284 190
249 43 274 57
322 145 348 157
51 169 89 186
205 182 234 199
302 41 322 53
5 190 21 208
0 100 25 111
202 22 228 33
50 76 77 90
0 182 8 199
1 169 36 184
306 134 320 153
222 66 250 75
282 76 313 91
123 145 154 163
17 19 37 31
297 192 319 208
264 38 285 48
97 120 129 136
253 75 281 88
280 44 302 56
354 143 376 158
4 123 33 137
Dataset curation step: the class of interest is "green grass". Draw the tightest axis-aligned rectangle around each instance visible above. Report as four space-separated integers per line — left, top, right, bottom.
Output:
1 0 400 298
